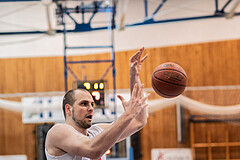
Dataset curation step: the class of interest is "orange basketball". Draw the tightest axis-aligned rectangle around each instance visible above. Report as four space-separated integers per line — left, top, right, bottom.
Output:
151 62 187 98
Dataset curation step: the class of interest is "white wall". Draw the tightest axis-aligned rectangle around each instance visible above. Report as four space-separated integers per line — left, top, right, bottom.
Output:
0 0 239 58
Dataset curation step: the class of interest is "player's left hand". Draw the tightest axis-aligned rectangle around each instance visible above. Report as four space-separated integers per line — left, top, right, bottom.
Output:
129 47 148 75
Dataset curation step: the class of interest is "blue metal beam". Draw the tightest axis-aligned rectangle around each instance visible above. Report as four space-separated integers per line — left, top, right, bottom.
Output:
66 45 113 49
125 12 240 27
1 12 240 35
221 0 233 12
67 60 113 64
61 7 114 13
152 0 167 17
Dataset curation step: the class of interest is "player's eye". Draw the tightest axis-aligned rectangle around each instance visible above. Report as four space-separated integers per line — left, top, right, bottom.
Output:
81 102 88 106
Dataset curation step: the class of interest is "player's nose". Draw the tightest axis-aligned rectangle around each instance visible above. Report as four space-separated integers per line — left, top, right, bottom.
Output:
88 104 94 112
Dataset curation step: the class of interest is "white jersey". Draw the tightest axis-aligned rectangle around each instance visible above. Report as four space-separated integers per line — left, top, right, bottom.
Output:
45 125 107 160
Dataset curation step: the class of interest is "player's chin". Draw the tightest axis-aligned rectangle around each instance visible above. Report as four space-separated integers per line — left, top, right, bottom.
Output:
87 122 92 128
86 119 92 125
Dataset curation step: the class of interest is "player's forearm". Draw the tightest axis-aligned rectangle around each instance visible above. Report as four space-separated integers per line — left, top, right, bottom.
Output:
130 71 146 118
117 110 147 142
135 106 147 124
90 112 134 157
130 73 141 93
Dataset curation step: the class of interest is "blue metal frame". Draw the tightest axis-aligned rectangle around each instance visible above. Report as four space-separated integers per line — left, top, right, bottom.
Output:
55 2 115 32
60 0 118 124
60 1 116 91
125 12 240 27
144 0 167 20
215 0 233 14
0 0 240 35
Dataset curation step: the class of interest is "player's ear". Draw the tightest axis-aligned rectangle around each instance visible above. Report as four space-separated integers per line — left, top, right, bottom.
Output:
65 104 72 116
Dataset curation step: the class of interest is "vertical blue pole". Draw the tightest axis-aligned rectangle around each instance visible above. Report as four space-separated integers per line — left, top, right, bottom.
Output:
63 10 68 92
215 0 219 12
107 2 117 120
144 0 148 18
129 147 134 160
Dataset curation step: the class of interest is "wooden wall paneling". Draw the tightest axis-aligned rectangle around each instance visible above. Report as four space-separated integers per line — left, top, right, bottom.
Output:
3 110 25 154
222 40 240 85
66 53 113 90
0 59 6 93
203 43 215 85
16 58 34 93
31 58 46 92
66 56 79 90
59 55 87 90
4 59 19 93
140 111 154 160
100 53 113 89
184 90 240 106
23 124 36 160
115 50 129 88
56 57 65 91
145 48 157 88
29 56 64 92
43 57 64 91
115 50 130 89
140 106 189 160
40 57 63 92
186 44 204 86
96 53 113 88
228 124 240 158
0 108 6 154
139 48 152 89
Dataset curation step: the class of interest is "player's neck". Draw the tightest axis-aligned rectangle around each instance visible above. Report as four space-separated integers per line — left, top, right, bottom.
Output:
66 120 88 136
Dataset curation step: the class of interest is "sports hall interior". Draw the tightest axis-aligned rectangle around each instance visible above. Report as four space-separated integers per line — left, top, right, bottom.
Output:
0 0 240 160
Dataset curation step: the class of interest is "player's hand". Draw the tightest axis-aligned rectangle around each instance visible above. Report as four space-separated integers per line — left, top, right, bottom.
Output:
129 47 148 76
117 83 150 118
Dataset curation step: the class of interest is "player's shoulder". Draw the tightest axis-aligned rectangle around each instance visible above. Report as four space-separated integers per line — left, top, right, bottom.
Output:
50 123 68 130
47 123 73 136
94 123 111 131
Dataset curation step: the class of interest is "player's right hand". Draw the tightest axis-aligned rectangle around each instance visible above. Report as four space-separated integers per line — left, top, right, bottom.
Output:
117 83 150 118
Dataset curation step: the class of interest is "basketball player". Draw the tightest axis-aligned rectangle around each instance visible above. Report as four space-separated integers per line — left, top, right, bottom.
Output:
45 47 149 160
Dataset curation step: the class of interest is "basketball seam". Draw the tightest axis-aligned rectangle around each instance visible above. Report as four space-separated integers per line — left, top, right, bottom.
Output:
153 68 187 79
153 75 186 87
152 79 180 97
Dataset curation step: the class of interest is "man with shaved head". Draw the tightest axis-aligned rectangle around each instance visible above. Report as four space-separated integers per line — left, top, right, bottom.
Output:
45 47 149 160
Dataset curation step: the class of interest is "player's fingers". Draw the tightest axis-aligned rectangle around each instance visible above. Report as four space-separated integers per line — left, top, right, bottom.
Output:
117 95 126 104
132 61 138 67
129 52 138 63
140 54 148 63
142 103 148 109
137 84 144 98
130 47 144 62
137 48 144 60
141 93 150 103
131 83 138 98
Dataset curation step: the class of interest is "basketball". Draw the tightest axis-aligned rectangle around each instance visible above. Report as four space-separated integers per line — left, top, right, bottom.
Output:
152 62 187 98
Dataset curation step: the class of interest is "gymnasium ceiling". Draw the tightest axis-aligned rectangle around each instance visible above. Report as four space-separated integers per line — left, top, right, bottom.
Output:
0 0 240 34
0 0 240 58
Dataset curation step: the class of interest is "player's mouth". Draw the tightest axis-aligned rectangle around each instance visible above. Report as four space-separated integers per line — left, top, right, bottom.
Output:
85 115 93 120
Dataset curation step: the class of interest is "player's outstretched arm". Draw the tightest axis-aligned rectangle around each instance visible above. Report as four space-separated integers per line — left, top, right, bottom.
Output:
45 84 148 159
128 47 149 133
129 47 148 93
98 48 150 142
